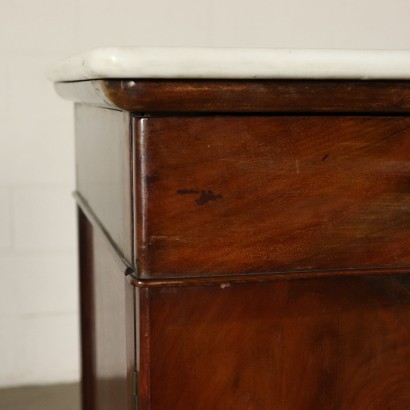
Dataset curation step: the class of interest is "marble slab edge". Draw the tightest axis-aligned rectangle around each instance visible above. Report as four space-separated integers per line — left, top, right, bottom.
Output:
48 48 410 82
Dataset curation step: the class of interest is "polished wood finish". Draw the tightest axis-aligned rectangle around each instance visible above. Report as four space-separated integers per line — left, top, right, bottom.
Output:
69 78 410 409
142 276 410 409
78 208 96 410
78 206 135 410
56 80 410 113
134 115 410 278
75 104 134 265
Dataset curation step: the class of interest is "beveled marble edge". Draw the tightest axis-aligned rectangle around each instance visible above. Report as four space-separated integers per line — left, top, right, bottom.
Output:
48 47 410 82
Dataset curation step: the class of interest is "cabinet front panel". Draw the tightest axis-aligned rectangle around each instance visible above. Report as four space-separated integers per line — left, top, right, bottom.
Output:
134 116 410 278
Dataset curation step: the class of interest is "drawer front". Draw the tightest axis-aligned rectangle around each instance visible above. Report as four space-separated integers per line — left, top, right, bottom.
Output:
134 116 410 278
76 104 133 265
143 276 410 409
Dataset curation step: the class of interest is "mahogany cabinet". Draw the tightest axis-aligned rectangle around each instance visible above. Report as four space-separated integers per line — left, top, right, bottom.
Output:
51 49 410 409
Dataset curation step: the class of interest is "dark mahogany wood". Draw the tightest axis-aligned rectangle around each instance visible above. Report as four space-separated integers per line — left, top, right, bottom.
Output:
78 207 135 410
70 78 410 410
134 115 410 278
78 208 96 410
141 275 410 409
56 79 410 113
75 104 134 265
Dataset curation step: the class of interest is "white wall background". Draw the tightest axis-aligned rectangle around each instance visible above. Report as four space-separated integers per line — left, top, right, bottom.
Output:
1 0 410 388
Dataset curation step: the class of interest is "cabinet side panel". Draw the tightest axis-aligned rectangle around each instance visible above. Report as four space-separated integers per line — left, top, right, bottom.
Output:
75 104 133 264
146 276 410 409
78 207 96 410
79 208 135 410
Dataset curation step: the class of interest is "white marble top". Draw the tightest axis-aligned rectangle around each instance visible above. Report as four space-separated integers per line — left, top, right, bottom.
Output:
48 47 410 82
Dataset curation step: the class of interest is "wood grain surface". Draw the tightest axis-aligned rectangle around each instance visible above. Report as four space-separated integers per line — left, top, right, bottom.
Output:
75 104 134 265
55 80 410 113
72 80 410 410
140 275 410 409
78 208 96 410
78 210 135 410
134 115 410 278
